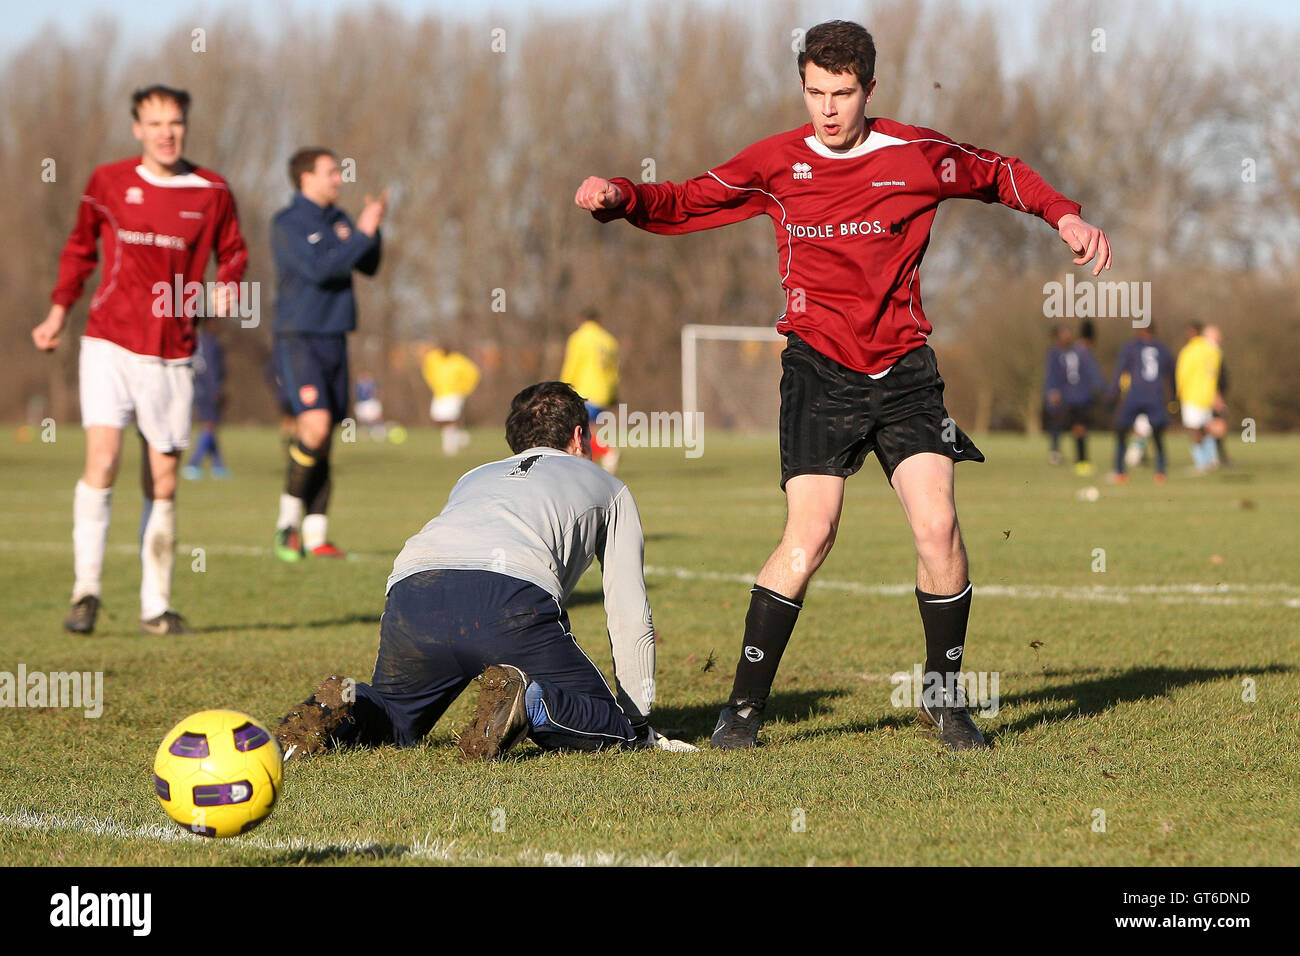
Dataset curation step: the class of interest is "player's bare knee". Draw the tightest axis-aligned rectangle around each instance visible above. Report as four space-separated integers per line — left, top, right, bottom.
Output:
785 516 838 564
150 478 177 500
911 513 958 557
83 454 120 488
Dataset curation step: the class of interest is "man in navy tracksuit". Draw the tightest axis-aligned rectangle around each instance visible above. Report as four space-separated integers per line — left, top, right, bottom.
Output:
270 147 386 560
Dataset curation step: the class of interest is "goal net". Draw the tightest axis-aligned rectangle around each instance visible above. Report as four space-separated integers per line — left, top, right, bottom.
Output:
681 324 785 432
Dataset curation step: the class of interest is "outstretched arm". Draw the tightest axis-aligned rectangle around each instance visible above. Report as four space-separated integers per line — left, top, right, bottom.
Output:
575 143 770 235
919 128 1112 275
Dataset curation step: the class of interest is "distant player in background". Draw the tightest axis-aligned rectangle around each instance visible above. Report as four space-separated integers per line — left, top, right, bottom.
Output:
182 323 229 480
271 147 386 561
1175 322 1223 473
274 382 694 760
31 85 248 635
1108 324 1174 483
1042 324 1073 465
1062 320 1104 475
560 309 621 474
353 374 385 441
421 344 480 455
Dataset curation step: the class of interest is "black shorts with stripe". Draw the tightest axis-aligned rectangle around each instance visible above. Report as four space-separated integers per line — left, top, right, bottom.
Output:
778 334 984 488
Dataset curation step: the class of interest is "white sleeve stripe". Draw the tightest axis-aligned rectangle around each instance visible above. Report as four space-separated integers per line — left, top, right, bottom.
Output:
902 137 1029 211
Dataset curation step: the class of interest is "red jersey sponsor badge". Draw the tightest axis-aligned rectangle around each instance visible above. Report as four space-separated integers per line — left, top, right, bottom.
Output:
333 222 352 241
298 385 319 407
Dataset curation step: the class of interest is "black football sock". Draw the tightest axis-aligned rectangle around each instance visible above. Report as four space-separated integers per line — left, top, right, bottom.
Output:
1075 434 1087 462
307 465 331 517
286 439 327 503
917 581 973 703
728 584 802 705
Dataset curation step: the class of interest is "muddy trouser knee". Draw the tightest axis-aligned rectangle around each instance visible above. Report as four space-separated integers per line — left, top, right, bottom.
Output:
344 569 636 750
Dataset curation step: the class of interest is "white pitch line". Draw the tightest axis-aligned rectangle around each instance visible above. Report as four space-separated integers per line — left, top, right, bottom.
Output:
0 808 461 861
0 808 705 867
3 541 1295 608
642 565 1300 608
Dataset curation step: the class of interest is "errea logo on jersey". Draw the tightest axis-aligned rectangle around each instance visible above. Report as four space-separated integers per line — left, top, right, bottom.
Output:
125 187 144 204
792 162 813 180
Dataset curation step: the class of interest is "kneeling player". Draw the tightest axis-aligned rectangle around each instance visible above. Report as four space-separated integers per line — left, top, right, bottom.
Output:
275 382 694 759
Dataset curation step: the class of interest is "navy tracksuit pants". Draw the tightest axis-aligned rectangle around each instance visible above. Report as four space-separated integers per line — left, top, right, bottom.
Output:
344 569 637 751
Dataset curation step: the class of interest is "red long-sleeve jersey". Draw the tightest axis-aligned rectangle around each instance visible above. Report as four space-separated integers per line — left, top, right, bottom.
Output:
50 158 248 360
596 118 1081 374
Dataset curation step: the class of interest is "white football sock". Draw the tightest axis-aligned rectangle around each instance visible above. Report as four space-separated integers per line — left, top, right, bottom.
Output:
72 480 112 601
442 426 458 456
277 493 304 531
302 513 328 550
139 498 175 621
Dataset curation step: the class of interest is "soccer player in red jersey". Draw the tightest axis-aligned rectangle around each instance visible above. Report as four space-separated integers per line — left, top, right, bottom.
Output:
576 21 1111 749
32 85 248 636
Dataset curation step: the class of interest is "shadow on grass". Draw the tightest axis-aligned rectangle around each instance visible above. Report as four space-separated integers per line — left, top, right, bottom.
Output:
651 687 850 743
780 664 1292 745
266 842 430 864
193 613 383 634
985 663 1292 742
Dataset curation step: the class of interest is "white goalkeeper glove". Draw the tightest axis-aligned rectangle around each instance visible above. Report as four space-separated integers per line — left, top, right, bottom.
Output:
630 722 699 753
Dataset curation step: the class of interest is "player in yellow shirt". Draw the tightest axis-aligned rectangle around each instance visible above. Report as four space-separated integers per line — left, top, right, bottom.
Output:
561 309 621 473
421 345 480 455
1175 323 1223 472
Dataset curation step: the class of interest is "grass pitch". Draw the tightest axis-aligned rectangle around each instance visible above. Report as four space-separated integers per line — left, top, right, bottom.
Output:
1 425 1296 866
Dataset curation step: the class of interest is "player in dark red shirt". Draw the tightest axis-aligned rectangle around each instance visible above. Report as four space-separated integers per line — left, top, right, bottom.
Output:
32 85 248 636
577 20 1111 750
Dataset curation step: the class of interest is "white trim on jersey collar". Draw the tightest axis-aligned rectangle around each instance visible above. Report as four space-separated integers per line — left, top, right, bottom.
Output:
803 128 908 160
134 164 214 188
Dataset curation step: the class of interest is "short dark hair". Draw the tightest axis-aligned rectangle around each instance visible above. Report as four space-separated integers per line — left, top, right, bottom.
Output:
131 85 190 120
505 382 589 454
289 147 336 190
798 20 877 87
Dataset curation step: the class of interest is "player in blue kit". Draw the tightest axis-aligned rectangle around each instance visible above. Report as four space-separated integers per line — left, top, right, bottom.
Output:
1109 325 1175 483
270 147 386 560
182 324 228 479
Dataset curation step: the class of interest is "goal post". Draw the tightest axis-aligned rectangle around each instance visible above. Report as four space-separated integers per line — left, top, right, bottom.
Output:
682 324 786 432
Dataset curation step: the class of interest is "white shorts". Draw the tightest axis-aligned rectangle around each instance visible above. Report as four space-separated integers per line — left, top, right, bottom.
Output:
79 337 194 452
1180 403 1213 430
430 394 466 422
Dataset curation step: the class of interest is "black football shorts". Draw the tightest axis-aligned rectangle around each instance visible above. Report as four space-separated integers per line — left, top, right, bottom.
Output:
778 334 984 488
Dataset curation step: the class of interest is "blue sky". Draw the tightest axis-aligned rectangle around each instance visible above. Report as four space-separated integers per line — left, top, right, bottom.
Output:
4 0 1295 60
